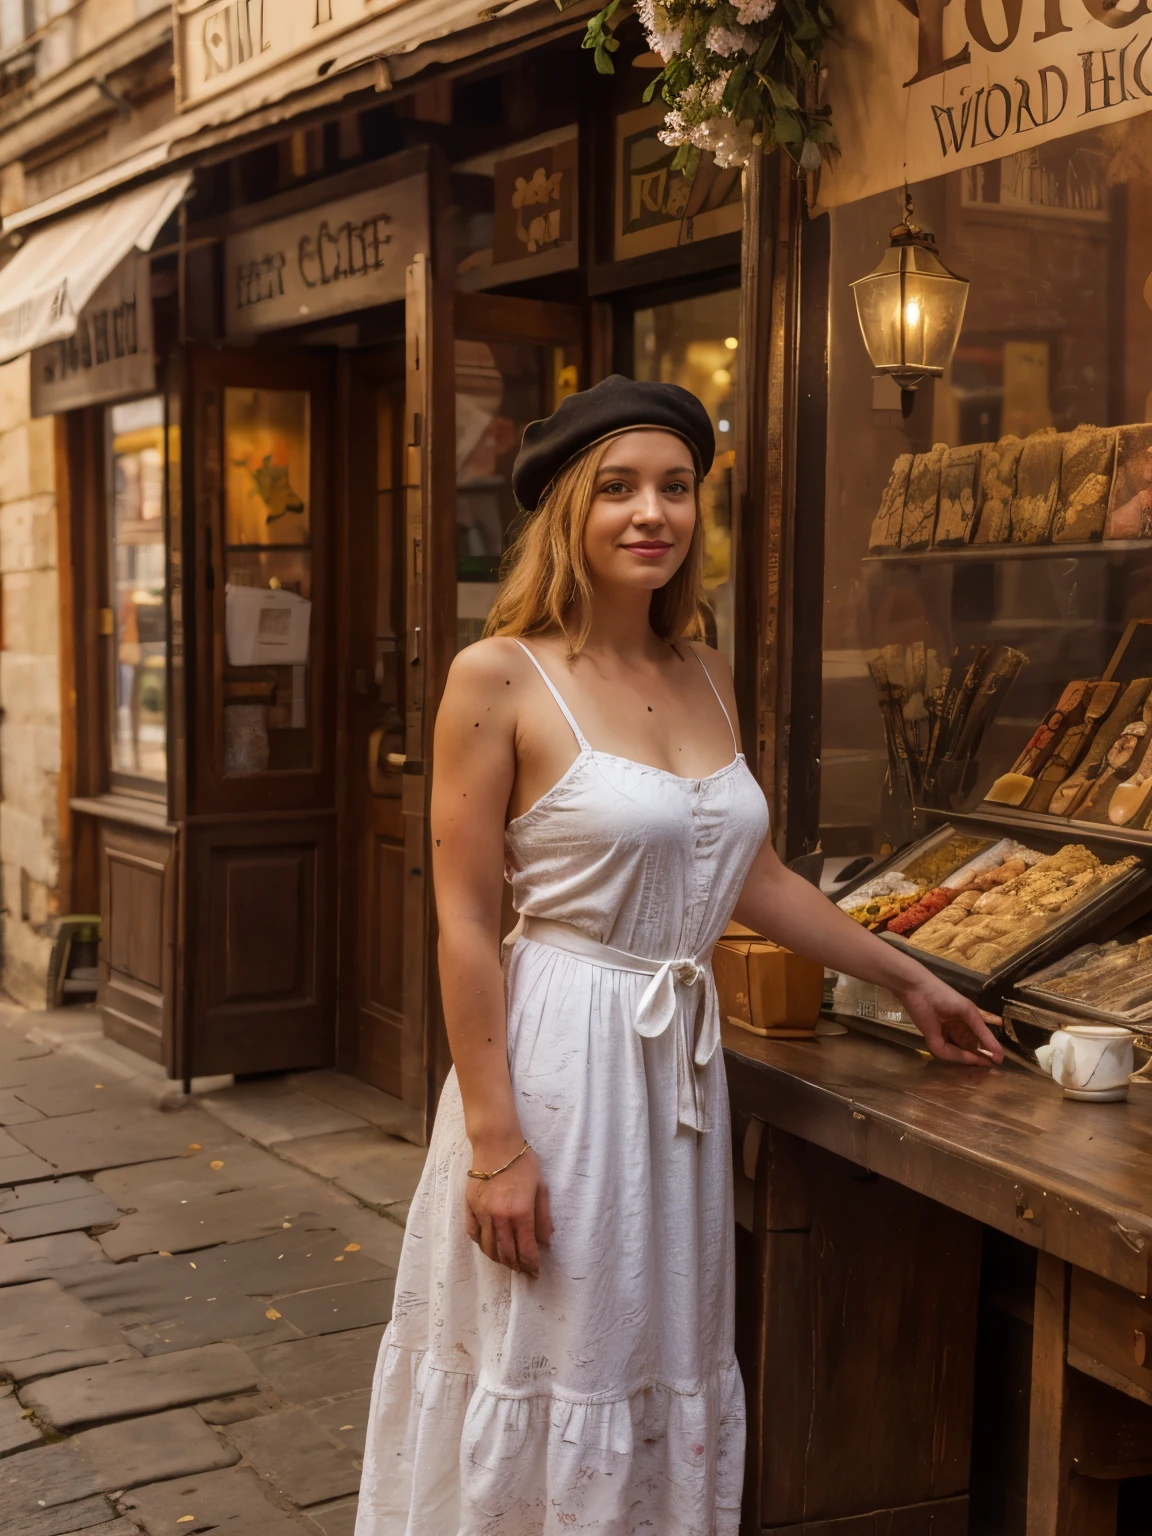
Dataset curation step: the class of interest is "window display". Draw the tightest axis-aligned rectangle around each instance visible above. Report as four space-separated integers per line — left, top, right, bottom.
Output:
107 395 166 788
822 119 1152 859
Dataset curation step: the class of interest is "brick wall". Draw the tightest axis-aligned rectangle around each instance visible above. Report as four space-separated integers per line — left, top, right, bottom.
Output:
0 356 60 1008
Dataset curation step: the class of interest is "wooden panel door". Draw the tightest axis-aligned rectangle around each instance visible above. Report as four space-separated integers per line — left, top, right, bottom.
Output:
341 348 408 1098
179 345 338 1080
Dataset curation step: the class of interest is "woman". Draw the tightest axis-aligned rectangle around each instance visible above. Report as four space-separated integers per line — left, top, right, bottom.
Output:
356 375 1002 1536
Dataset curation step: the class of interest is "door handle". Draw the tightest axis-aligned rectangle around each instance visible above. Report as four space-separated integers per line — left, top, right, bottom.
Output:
368 727 405 795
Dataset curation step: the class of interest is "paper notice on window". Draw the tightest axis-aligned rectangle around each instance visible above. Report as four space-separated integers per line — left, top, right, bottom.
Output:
225 584 311 667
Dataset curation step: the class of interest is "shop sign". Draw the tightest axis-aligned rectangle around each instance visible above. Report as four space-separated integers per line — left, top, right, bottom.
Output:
223 176 428 337
30 254 154 417
456 127 580 291
175 0 384 110
819 0 1152 210
614 105 742 261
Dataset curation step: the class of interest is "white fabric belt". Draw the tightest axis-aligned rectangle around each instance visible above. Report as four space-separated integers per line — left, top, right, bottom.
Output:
516 916 719 1134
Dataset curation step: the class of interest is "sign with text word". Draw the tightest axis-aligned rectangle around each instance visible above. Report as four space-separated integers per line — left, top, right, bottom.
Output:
223 176 428 337
819 0 1152 209
30 254 155 416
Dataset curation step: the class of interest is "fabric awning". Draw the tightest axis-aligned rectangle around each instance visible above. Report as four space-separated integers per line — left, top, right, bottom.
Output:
0 172 190 366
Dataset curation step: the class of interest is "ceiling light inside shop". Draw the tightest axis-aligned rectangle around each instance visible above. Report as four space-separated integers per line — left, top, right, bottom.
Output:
724 336 738 350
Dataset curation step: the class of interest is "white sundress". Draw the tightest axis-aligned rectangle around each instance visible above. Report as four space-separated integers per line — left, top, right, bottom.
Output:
356 643 771 1536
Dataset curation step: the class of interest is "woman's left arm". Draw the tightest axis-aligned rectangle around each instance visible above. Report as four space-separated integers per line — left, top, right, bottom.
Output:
733 839 1004 1067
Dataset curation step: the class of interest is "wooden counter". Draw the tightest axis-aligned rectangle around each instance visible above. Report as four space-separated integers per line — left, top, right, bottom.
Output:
723 1025 1152 1536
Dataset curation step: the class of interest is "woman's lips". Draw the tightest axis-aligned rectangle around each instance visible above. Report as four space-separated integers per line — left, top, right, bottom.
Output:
621 542 672 559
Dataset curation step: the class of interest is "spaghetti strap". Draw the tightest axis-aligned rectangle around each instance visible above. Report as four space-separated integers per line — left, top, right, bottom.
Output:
514 640 591 752
691 647 739 754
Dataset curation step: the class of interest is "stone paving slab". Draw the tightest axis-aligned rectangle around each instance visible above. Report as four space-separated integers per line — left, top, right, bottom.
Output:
0 1189 122 1240
21 1341 260 1429
283 1071 422 1143
0 1279 139 1381
0 1440 104 1522
0 1175 101 1214
196 1390 283 1425
71 1407 240 1489
120 1465 314 1534
309 1391 371 1459
122 1295 300 1356
0 1147 57 1184
18 1494 119 1536
99 1189 338 1261
0 1232 107 1286
8 1079 144 1119
62 1520 140 1536
91 1139 288 1208
203 1083 367 1146
0 1385 42 1455
247 1325 386 1405
274 1277 394 1338
305 1496 359 1536
59 1252 211 1323
0 1088 44 1124
225 1406 361 1507
9 1106 224 1177
177 1225 385 1300
276 1128 427 1211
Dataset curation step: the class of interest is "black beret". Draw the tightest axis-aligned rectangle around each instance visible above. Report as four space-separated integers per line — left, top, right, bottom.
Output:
511 374 715 512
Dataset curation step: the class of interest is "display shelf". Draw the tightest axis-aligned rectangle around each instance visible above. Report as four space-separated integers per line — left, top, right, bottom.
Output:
864 539 1152 565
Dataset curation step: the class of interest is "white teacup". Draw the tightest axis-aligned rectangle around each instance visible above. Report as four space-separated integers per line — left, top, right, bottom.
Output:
1035 1024 1134 1102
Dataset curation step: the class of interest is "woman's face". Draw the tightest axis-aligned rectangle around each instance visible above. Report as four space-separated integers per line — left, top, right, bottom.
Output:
582 430 698 595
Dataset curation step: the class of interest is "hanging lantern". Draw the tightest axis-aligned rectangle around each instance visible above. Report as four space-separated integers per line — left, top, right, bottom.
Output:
851 192 969 418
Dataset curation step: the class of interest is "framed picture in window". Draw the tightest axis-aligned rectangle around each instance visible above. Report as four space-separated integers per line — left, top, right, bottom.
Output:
454 127 579 291
614 103 742 262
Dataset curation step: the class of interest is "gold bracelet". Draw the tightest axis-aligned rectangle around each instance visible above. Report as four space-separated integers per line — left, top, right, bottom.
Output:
467 1141 531 1181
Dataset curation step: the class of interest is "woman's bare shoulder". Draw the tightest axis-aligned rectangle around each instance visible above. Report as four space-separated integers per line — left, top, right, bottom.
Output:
447 635 534 691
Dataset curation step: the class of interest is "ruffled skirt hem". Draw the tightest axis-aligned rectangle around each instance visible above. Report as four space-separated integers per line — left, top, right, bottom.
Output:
355 1335 746 1536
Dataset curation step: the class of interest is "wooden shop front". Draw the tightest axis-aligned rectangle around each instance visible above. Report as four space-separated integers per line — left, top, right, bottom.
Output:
40 5 789 1140
721 3 1152 1532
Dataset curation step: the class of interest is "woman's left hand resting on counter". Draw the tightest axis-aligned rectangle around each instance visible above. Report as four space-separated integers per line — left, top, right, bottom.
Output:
734 838 1004 1068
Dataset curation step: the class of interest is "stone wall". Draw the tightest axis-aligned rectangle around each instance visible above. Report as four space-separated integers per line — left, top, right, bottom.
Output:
0 356 60 1008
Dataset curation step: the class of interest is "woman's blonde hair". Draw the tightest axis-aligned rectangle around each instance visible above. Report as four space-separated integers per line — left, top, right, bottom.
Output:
483 433 708 654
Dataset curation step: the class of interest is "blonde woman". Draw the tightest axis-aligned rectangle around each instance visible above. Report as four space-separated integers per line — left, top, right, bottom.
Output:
356 375 1002 1535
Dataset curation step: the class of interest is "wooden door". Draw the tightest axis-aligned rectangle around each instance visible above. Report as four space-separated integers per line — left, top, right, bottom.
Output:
342 272 585 1132
341 347 408 1099
178 345 338 1080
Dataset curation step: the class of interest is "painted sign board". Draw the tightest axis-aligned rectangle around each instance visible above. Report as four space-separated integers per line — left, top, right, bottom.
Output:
222 175 428 337
30 254 155 416
819 0 1152 209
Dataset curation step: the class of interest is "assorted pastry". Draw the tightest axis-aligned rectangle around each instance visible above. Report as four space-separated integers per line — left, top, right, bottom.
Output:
1019 937 1152 1021
869 642 1027 809
985 675 1152 825
906 843 1139 975
867 421 1152 555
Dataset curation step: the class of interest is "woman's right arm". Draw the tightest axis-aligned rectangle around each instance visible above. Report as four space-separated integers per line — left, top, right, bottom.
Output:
430 641 552 1276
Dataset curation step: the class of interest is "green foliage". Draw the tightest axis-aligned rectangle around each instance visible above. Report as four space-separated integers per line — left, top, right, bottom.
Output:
566 0 836 171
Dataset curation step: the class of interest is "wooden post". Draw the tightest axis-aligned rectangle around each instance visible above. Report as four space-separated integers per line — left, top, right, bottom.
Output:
1027 1253 1119 1536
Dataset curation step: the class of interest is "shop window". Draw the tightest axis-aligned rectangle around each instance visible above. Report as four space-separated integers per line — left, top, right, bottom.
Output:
456 339 578 650
220 386 314 776
821 121 1152 859
633 289 739 665
107 396 167 791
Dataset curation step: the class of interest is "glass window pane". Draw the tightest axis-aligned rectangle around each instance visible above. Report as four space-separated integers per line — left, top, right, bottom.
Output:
222 387 315 776
108 396 167 787
633 290 739 665
821 123 1152 860
455 339 577 650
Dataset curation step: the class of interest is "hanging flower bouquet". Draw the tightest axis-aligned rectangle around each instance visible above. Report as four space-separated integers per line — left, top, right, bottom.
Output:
574 0 835 172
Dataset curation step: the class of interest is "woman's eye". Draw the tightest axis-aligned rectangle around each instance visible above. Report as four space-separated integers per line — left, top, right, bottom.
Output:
664 480 690 494
601 480 630 495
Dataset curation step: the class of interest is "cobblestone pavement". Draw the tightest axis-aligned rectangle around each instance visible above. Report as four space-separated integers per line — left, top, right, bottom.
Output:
0 1002 428 1535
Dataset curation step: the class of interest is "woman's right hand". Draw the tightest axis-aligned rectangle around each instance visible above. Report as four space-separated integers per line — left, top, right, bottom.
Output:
464 1143 553 1277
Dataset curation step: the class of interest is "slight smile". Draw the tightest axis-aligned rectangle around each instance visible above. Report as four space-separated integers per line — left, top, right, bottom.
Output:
621 540 673 560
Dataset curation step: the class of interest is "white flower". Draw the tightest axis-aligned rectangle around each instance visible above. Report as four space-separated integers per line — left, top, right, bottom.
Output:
636 0 682 60
735 0 775 21
705 23 749 56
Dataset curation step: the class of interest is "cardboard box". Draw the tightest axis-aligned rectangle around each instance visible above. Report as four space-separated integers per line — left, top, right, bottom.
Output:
712 921 824 1039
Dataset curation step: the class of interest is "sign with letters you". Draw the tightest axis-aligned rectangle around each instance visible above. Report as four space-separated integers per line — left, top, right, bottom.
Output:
818 0 1152 209
223 176 429 337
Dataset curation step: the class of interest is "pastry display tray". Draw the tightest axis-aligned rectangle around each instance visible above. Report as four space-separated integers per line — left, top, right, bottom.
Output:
868 813 1152 1000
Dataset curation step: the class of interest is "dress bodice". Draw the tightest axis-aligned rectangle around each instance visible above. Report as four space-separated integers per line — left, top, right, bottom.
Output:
504 643 770 961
